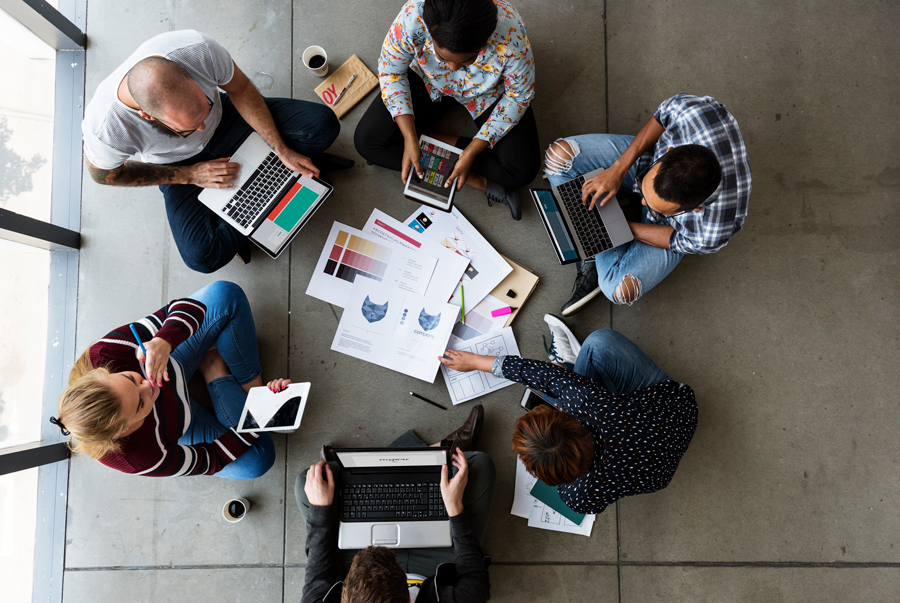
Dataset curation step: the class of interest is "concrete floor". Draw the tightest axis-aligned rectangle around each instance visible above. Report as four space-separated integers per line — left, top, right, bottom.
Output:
64 0 900 601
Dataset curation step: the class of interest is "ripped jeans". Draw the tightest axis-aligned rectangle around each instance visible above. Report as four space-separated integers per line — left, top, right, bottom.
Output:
544 133 684 305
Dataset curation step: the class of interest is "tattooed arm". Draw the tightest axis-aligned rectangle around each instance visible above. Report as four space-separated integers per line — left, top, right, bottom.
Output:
86 157 240 188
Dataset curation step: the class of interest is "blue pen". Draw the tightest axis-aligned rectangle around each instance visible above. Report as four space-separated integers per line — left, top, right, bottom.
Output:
129 324 148 357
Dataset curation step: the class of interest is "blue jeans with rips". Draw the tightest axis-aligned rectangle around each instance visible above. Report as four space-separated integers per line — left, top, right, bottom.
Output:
160 93 339 274
545 134 684 304
172 280 275 479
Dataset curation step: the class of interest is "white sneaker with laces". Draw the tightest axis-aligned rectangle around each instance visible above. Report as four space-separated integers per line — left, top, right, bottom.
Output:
543 314 581 365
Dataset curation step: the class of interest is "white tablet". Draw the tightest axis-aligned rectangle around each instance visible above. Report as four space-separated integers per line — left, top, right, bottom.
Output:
236 382 310 433
403 135 464 212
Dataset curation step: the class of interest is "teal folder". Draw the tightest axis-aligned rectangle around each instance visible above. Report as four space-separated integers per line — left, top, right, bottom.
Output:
529 480 585 525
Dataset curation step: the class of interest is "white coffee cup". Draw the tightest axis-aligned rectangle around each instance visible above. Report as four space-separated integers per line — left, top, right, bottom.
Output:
302 46 329 77
223 497 250 523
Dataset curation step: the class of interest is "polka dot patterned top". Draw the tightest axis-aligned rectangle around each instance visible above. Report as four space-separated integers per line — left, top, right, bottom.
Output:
501 356 698 515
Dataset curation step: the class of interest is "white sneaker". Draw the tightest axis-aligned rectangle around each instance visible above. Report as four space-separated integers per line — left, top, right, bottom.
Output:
543 314 581 365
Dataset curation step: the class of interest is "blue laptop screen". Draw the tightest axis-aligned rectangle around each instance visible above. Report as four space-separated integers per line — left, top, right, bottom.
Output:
534 190 579 261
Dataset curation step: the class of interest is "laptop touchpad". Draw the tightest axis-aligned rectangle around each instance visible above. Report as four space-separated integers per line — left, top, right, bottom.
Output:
372 524 399 546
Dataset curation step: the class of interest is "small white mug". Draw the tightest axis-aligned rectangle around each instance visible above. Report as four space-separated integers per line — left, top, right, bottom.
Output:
223 497 250 523
302 46 329 77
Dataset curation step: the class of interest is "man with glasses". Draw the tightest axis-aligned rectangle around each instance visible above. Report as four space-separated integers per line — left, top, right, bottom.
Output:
543 94 752 314
82 30 345 273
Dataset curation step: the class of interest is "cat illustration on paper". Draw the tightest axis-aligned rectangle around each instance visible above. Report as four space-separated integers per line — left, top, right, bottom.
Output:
418 308 441 331
361 296 388 323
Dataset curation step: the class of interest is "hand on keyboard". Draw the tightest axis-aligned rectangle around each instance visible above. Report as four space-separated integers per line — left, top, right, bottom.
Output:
187 157 241 188
305 460 335 507
276 147 319 179
581 166 625 210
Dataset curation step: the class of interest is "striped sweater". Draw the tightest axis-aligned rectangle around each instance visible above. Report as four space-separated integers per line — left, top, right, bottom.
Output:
94 299 260 477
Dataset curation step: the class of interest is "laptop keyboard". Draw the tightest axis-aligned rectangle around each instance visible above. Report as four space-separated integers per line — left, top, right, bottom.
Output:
556 175 614 256
222 152 294 229
341 482 448 521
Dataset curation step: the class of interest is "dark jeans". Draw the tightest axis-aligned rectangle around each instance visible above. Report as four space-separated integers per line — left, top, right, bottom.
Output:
160 93 339 273
354 71 540 189
294 430 497 577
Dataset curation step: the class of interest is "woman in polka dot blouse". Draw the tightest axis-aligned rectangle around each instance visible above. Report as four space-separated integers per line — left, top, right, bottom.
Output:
440 319 698 515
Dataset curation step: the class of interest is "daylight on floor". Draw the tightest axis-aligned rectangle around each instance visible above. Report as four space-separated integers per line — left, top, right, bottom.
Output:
1 1 898 602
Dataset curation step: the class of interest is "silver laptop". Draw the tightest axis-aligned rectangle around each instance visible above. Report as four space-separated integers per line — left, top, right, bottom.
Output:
197 132 333 259
530 168 634 265
335 446 452 549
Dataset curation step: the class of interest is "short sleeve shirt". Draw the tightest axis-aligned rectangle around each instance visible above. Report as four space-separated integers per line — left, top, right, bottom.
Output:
633 94 752 255
81 30 235 169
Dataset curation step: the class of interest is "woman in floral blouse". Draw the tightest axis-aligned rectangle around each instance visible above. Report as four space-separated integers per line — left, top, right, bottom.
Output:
354 0 539 220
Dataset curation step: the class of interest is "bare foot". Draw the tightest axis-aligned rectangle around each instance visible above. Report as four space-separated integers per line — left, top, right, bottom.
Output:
199 349 230 384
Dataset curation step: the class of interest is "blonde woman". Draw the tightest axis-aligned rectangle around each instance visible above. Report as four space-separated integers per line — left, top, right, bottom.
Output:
54 280 286 478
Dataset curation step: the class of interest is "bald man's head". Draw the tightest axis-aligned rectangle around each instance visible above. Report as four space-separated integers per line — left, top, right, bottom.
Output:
127 57 206 125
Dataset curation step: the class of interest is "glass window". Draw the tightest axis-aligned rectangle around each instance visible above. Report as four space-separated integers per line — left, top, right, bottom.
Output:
0 8 56 223
0 240 50 448
0 467 38 602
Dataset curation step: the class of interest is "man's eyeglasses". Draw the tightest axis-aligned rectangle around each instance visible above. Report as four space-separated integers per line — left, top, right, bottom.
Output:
153 95 214 138
636 157 694 220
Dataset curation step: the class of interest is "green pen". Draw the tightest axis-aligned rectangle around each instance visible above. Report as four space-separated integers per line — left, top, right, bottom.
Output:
460 284 466 324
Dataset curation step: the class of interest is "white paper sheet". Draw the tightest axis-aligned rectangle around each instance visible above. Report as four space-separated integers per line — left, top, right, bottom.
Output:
511 457 596 537
331 279 459 382
448 294 510 346
440 327 520 405
306 222 439 308
362 209 469 302
405 206 512 310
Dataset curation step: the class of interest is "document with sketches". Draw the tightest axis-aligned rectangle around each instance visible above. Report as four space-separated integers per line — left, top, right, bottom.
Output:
307 222 438 308
511 457 596 537
362 208 469 302
331 279 458 382
440 327 520 405
405 206 512 309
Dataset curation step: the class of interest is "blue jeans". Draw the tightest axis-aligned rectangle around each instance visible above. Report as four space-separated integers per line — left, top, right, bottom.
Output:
171 281 275 479
545 134 684 304
545 329 670 405
160 93 340 273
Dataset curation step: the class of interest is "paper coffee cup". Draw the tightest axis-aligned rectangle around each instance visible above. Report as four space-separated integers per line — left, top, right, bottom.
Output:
223 497 250 523
303 46 329 77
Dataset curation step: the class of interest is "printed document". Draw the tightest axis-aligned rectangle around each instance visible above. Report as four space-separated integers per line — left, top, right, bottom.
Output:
511 457 595 537
440 327 520 405
331 279 458 382
307 222 438 308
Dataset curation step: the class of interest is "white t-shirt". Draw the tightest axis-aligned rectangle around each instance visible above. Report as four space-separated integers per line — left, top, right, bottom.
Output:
82 30 235 169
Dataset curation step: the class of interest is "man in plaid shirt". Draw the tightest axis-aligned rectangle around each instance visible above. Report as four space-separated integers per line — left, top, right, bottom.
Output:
543 94 752 314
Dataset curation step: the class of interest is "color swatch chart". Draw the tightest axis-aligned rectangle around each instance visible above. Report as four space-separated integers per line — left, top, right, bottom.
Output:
325 230 390 283
451 295 507 342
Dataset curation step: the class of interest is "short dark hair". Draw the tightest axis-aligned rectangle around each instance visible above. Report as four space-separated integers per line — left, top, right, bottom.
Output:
652 144 723 211
512 405 594 486
342 546 408 603
423 0 498 54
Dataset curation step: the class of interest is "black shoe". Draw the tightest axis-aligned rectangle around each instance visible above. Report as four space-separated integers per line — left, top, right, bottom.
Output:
235 241 252 265
320 445 337 462
316 153 355 173
441 404 484 453
485 181 522 221
561 260 602 316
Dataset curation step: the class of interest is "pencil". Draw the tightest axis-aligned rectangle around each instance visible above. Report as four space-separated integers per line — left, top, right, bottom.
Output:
129 324 148 357
410 392 448 410
460 284 466 324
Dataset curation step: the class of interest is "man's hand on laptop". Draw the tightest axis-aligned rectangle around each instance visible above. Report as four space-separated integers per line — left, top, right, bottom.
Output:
440 448 468 517
581 166 625 210
277 148 320 179
305 460 335 507
188 157 241 188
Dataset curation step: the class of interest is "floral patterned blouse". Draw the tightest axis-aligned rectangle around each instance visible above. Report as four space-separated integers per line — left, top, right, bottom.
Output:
378 0 536 147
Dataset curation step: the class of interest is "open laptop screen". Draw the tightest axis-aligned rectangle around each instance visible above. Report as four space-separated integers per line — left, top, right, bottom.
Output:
533 189 579 262
251 175 331 255
336 449 447 469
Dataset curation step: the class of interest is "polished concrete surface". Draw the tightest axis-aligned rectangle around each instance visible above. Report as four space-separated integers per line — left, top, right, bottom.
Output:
65 0 900 600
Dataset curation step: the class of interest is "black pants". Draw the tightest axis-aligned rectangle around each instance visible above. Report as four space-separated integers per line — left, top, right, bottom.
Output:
354 71 540 189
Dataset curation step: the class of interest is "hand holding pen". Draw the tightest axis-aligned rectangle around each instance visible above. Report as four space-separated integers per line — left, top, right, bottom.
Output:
130 324 172 387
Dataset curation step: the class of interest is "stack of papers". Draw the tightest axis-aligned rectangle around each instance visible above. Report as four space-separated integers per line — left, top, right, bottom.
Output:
511 457 595 537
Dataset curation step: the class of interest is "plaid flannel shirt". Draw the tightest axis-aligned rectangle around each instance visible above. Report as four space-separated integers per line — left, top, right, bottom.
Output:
634 94 751 255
